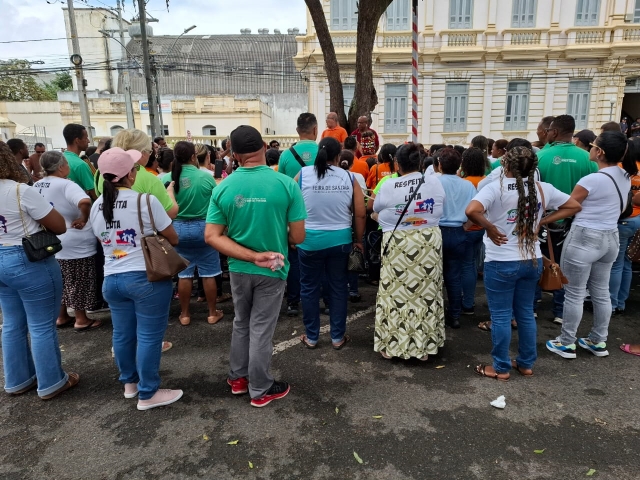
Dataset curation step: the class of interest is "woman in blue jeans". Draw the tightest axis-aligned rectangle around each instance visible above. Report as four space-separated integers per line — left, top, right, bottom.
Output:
0 142 78 400
162 141 222 326
548 131 638 359
609 138 640 315
467 147 580 380
295 137 366 349
90 147 182 410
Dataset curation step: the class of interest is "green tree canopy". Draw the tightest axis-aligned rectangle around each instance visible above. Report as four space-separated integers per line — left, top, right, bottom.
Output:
0 59 53 101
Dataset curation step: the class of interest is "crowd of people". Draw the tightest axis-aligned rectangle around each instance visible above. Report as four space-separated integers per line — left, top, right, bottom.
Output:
1 110 639 410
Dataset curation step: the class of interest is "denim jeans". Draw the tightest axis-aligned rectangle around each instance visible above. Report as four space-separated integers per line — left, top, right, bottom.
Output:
484 259 542 373
348 271 359 296
538 226 567 318
560 226 619 346
0 246 68 397
286 246 300 305
103 271 172 400
298 243 351 343
461 229 484 310
173 219 222 278
533 284 565 318
609 216 640 310
440 226 466 319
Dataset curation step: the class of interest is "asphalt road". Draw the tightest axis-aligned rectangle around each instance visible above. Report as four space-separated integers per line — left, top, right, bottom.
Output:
0 277 639 480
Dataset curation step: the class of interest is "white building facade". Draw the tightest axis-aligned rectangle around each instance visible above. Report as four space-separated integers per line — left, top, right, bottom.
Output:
295 0 640 145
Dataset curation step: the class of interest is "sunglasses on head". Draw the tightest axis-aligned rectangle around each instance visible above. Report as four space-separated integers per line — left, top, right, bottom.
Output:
589 142 605 155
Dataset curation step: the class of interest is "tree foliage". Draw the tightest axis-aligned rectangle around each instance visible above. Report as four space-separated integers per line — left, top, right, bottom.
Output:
0 59 53 101
42 72 74 100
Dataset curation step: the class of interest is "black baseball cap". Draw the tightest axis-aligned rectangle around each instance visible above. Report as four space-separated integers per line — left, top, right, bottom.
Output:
230 125 264 154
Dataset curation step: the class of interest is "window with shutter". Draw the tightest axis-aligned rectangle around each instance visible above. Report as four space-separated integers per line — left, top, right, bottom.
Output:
575 0 599 26
634 0 640 23
385 84 408 134
504 81 530 131
512 0 537 28
450 0 474 29
567 80 591 130
343 84 355 118
444 82 469 133
387 0 410 31
331 0 358 31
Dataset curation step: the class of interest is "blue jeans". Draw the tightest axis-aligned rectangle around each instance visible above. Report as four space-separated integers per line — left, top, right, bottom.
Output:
348 271 359 296
0 247 68 397
286 246 300 305
461 229 484 309
484 259 543 373
534 285 565 318
298 244 351 343
103 271 172 400
440 226 466 319
173 219 222 278
609 216 640 310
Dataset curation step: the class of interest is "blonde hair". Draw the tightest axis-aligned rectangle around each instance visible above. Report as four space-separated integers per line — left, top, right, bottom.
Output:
195 144 209 165
112 128 151 153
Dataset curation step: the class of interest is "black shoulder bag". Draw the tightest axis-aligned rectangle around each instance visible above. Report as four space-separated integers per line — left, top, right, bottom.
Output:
381 176 425 257
599 171 633 220
16 184 62 262
289 146 307 168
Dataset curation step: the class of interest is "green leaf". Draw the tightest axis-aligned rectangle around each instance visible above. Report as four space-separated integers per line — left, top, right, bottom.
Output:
227 440 238 445
372 415 383 419
248 461 254 469
586 469 596 477
353 451 363 464
534 449 545 454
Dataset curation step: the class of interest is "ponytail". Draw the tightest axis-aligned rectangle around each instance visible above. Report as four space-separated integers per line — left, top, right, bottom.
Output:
622 138 640 177
102 173 120 224
172 141 196 194
315 137 341 179
378 143 397 174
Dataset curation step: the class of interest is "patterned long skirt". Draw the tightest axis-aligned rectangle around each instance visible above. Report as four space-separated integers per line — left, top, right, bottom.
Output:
374 227 445 359
57 256 98 311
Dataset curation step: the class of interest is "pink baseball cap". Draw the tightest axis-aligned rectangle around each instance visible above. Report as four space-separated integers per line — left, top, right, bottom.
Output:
97 147 142 183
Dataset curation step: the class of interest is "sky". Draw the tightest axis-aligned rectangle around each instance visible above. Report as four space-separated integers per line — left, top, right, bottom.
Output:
0 0 308 70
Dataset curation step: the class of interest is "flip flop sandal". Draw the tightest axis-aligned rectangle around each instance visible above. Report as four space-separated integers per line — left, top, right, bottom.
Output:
161 341 173 353
74 320 102 333
474 364 510 382
620 344 640 357
57 319 74 329
380 351 392 359
478 321 492 331
300 334 317 349
511 360 533 377
332 335 351 350
511 320 518 330
207 310 224 324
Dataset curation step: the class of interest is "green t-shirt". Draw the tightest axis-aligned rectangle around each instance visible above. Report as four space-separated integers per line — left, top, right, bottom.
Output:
491 158 502 171
64 151 95 193
161 165 215 220
278 140 318 178
537 142 597 195
206 166 307 279
95 166 174 212
373 173 398 195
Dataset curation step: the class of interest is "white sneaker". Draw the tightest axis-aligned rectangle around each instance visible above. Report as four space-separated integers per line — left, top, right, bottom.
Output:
124 383 138 399
553 317 563 325
137 389 183 411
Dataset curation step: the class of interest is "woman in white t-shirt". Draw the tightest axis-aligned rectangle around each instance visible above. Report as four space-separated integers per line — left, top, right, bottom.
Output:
467 147 580 380
34 151 99 332
547 131 638 360
371 143 446 361
90 148 183 411
0 141 80 400
294 137 366 350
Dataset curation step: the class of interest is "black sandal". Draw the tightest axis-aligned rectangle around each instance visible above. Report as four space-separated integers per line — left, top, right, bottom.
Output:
300 335 317 349
474 364 510 382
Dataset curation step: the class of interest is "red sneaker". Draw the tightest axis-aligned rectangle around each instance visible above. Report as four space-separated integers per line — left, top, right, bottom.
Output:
227 377 249 395
250 381 290 408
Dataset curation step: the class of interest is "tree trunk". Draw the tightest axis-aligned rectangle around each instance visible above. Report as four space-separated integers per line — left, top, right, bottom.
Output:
305 0 347 129
347 0 394 132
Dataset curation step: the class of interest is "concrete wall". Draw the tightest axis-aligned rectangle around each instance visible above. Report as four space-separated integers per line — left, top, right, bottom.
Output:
0 101 66 148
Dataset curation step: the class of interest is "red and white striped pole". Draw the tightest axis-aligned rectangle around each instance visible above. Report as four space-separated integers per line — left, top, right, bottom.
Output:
411 0 419 144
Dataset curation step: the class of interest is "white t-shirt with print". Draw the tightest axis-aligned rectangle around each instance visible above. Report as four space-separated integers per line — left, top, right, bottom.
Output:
374 172 445 232
574 166 631 231
299 165 353 231
0 180 53 246
473 180 570 262
33 176 96 260
90 189 172 276
478 166 540 191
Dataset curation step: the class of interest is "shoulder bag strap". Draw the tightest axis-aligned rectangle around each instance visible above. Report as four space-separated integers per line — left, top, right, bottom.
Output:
382 176 425 257
599 171 624 214
137 193 145 235
145 193 158 234
15 183 30 238
289 146 306 168
536 181 554 263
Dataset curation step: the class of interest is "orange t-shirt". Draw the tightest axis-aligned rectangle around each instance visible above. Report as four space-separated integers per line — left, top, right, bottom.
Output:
145 167 158 176
624 162 640 218
366 163 393 189
321 126 348 144
350 158 370 179
463 176 485 231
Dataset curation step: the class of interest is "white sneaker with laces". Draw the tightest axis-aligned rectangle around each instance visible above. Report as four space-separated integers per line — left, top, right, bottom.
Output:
137 389 183 411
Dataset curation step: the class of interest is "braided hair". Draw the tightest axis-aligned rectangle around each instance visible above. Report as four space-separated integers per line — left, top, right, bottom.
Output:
502 146 539 261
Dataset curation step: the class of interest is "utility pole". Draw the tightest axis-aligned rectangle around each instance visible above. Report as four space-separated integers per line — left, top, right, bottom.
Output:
67 0 93 142
137 0 160 138
117 0 135 128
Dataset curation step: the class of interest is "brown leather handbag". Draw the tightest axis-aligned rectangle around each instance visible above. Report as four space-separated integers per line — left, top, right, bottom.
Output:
537 183 568 290
137 193 189 282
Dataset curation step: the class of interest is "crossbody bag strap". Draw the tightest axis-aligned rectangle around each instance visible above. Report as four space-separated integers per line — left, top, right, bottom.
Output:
145 193 158 234
137 193 145 235
599 171 624 214
15 183 30 238
288 146 306 168
382 176 425 257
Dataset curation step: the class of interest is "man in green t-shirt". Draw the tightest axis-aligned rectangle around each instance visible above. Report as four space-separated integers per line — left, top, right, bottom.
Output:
62 123 96 200
205 125 306 408
277 112 319 315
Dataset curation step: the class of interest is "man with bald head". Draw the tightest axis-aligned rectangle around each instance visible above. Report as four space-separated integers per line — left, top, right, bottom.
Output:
321 112 348 146
351 115 380 161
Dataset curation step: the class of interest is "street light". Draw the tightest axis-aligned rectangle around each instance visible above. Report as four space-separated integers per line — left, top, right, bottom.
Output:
155 25 197 133
610 96 617 121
